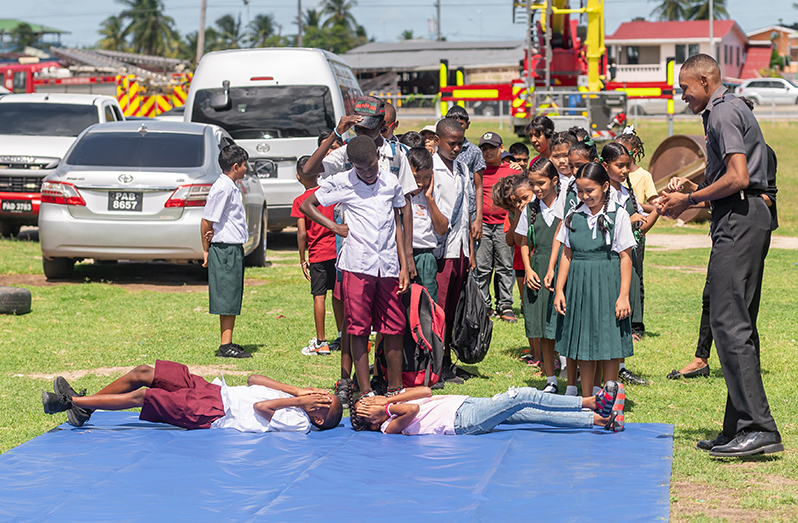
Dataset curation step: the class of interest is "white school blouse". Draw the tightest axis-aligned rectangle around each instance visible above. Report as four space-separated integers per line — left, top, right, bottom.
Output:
315 168 406 277
556 200 637 253
322 140 417 196
515 195 564 236
210 379 311 433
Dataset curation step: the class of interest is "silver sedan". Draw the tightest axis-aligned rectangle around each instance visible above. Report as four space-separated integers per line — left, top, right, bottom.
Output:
39 120 268 279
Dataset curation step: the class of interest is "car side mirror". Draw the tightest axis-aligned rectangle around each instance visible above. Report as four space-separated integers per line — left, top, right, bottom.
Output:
210 80 231 111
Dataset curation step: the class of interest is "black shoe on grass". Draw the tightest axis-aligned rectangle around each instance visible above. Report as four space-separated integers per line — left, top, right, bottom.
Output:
53 376 93 427
619 367 649 386
42 391 72 414
217 343 252 358
335 378 352 409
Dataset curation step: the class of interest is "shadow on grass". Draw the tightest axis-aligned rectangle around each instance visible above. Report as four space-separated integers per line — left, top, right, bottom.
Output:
63 261 210 287
267 231 298 251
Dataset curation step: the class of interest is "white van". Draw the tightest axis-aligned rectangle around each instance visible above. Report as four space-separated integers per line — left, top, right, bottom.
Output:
184 48 362 230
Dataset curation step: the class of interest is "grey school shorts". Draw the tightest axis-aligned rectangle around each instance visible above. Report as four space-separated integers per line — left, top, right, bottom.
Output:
208 243 245 316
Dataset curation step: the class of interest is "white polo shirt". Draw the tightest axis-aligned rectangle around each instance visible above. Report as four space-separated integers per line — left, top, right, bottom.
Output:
315 168 406 277
410 189 450 250
610 184 646 215
515 195 563 236
556 200 636 253
202 174 248 245
322 139 417 196
433 153 471 259
210 380 311 433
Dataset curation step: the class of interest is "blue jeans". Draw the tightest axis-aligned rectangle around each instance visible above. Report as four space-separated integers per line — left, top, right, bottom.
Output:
453 387 593 435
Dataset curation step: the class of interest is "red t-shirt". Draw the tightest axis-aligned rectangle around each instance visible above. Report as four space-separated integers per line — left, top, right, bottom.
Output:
291 187 337 263
482 164 516 224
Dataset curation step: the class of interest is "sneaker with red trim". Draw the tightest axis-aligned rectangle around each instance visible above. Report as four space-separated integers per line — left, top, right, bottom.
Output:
595 380 619 418
301 338 331 356
604 382 625 432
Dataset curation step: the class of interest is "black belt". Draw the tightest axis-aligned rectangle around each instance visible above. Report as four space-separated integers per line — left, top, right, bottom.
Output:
711 189 764 210
413 248 435 256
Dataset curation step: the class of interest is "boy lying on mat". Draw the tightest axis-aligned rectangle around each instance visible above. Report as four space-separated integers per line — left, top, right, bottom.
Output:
42 360 342 433
351 384 625 435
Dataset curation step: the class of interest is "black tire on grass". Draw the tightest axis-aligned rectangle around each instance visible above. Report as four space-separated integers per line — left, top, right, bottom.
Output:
0 222 21 238
0 286 32 315
43 257 75 279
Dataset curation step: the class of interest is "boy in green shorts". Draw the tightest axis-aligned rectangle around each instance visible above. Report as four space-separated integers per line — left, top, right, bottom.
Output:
202 145 252 359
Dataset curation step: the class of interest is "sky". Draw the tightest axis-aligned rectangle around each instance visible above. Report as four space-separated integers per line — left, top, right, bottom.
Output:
3 0 798 49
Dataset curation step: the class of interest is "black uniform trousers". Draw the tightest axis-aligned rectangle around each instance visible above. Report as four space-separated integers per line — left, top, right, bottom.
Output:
707 195 777 436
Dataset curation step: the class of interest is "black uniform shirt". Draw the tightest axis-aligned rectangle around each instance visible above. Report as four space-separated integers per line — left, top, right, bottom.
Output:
701 86 768 192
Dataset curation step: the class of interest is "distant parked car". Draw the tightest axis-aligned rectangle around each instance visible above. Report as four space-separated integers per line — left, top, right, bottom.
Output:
736 78 798 105
39 120 268 279
0 93 125 237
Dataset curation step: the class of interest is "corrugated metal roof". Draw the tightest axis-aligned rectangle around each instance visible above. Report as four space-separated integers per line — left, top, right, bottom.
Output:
0 19 68 34
344 40 526 72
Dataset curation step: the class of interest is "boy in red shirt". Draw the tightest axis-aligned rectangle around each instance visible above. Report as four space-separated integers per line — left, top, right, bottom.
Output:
291 156 344 356
475 132 517 322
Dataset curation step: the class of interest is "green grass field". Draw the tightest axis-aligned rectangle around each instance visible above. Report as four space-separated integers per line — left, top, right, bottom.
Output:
1 119 797 521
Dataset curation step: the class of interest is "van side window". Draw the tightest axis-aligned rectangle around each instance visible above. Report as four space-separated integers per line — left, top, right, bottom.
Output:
104 105 115 122
113 106 124 121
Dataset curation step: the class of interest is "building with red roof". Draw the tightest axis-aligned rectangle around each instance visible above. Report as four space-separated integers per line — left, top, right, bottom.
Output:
606 20 770 85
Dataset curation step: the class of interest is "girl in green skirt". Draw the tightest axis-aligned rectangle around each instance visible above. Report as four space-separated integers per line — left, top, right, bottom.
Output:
515 159 563 393
553 163 637 397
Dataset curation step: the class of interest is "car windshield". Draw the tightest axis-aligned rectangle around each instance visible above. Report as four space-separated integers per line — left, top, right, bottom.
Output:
67 133 205 168
0 103 99 137
191 85 336 140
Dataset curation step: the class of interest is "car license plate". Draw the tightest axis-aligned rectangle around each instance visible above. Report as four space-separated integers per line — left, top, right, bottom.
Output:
108 191 142 212
0 199 33 213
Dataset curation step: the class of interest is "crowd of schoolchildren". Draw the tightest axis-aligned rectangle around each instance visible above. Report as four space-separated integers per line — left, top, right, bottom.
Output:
43 95 667 438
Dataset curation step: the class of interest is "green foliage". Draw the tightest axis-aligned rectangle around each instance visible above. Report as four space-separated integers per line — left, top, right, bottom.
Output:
399 30 414 41
97 16 128 52
249 14 279 48
215 14 244 50
9 23 41 52
117 0 179 56
684 0 729 20
649 0 729 21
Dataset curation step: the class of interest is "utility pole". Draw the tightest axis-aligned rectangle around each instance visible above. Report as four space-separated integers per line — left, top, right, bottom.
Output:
197 0 207 65
243 0 251 47
709 0 714 60
436 0 441 41
544 0 552 92
298 0 303 47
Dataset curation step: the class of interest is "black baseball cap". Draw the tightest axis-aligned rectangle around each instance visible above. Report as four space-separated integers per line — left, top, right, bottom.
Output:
353 96 386 129
478 132 502 147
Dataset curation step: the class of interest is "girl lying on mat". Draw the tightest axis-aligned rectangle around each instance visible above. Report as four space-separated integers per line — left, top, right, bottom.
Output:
351 383 625 435
42 360 342 433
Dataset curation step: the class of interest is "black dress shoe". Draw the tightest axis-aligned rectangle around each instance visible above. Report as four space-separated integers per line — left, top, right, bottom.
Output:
619 367 649 386
696 432 732 451
682 365 710 378
709 430 784 458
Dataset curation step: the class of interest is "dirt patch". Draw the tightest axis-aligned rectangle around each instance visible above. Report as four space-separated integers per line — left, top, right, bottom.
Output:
647 234 798 251
649 265 707 274
0 273 267 293
13 364 251 381
671 478 797 523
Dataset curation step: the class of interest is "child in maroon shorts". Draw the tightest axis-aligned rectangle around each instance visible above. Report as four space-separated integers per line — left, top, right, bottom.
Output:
300 135 410 399
42 360 342 432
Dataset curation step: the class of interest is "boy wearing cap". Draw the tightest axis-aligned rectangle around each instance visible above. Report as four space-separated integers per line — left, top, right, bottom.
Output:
300 136 410 399
476 132 517 322
419 124 438 155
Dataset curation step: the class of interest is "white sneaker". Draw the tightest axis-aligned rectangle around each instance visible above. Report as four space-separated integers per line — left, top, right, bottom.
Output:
301 338 331 356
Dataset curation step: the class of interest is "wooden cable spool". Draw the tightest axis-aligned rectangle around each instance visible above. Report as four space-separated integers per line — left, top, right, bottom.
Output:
648 135 711 222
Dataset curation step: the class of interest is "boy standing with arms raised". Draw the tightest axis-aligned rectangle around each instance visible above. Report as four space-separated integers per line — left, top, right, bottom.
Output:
201 145 252 359
301 136 410 399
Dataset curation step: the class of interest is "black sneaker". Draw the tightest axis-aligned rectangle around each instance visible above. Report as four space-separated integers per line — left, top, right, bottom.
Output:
454 366 478 380
216 343 252 358
42 391 72 414
499 308 518 323
335 378 352 409
441 365 464 385
328 336 342 351
542 382 559 394
619 367 649 386
430 380 445 390
53 377 93 427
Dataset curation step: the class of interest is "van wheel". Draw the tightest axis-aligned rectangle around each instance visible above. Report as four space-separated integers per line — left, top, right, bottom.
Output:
43 257 75 279
0 222 21 238
0 286 32 315
244 208 268 267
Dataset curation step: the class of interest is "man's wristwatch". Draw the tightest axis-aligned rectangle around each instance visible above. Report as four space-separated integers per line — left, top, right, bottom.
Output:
688 192 697 206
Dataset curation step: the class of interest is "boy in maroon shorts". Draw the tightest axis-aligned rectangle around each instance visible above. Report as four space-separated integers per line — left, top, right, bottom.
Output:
42 360 342 432
300 135 410 399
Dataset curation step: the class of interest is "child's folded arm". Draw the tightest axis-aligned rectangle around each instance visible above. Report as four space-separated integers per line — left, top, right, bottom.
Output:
384 403 420 434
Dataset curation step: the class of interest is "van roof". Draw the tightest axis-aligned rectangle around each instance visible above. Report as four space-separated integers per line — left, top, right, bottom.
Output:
0 93 117 105
85 120 211 135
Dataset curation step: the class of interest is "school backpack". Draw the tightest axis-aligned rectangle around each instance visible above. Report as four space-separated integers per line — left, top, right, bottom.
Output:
451 272 493 364
373 283 446 390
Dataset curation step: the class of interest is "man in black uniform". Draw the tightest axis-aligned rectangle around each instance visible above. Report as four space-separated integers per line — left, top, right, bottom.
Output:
657 54 782 457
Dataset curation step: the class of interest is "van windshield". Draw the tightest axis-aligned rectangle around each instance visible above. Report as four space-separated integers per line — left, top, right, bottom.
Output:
0 103 99 137
191 85 335 140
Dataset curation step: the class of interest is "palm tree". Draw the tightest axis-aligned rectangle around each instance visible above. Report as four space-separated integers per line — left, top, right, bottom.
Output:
179 28 224 63
685 0 729 20
117 0 179 55
249 13 276 47
304 9 322 30
320 0 358 31
215 14 243 49
649 0 690 21
399 29 414 41
97 16 128 51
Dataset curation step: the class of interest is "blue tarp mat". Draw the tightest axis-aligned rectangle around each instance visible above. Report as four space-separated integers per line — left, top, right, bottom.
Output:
0 412 672 522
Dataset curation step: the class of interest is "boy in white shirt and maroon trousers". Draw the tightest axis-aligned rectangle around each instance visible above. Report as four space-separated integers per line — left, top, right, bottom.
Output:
301 136 410 399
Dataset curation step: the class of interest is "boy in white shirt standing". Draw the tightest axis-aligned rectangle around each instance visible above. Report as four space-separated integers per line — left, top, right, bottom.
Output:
301 136 410 398
201 145 251 359
432 118 476 385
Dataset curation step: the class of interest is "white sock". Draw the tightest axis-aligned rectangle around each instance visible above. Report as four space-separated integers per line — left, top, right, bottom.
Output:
546 375 557 385
559 355 567 369
565 385 578 396
592 386 602 396
619 362 626 370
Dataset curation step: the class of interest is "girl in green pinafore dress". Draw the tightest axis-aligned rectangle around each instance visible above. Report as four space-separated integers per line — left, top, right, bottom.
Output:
543 136 599 395
515 158 563 393
554 163 637 397
601 143 661 383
